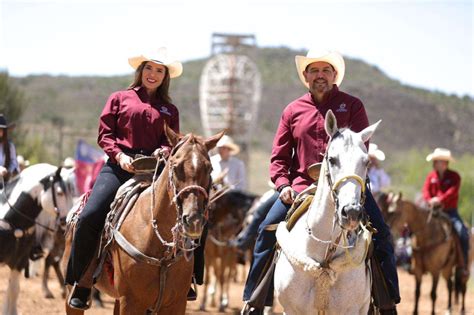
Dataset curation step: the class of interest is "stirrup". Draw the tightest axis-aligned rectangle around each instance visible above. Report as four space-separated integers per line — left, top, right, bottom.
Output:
67 282 92 310
186 276 198 301
241 302 263 315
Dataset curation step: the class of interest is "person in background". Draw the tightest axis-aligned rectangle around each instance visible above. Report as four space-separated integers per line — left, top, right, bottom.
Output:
233 183 279 251
17 155 30 172
65 47 183 310
422 148 469 276
368 143 391 193
0 114 20 183
210 135 247 190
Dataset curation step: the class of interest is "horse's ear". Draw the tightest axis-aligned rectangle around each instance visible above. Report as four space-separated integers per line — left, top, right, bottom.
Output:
55 166 63 178
387 191 394 203
324 110 338 138
359 120 381 143
205 130 225 151
164 122 181 147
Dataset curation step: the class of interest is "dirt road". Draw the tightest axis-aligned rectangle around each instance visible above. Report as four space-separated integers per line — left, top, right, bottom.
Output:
0 265 472 314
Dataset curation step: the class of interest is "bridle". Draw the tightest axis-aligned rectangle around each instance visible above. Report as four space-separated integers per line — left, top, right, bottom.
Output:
150 136 212 253
304 131 369 265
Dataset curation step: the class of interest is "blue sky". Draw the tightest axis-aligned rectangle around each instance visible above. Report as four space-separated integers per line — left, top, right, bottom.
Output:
1 0 472 97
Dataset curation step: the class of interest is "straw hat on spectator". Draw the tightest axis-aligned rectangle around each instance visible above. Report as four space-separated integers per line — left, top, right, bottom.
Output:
63 157 76 168
17 155 30 167
216 135 240 155
368 143 386 161
426 148 454 162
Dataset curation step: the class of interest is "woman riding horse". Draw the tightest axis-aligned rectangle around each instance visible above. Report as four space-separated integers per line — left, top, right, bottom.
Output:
65 47 205 309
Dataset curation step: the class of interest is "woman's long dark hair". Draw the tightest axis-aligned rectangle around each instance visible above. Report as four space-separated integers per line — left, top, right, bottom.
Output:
128 61 172 104
1 128 11 170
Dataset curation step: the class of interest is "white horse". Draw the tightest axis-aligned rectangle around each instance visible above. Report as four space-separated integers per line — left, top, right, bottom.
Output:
0 163 74 315
274 110 380 315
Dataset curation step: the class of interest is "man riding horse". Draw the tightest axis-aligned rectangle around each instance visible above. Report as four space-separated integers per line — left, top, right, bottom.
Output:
242 49 400 314
422 148 470 276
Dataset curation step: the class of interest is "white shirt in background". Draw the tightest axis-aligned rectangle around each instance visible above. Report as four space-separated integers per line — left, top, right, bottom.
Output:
211 154 247 190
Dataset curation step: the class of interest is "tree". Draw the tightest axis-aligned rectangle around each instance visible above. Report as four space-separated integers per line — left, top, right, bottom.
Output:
0 72 25 127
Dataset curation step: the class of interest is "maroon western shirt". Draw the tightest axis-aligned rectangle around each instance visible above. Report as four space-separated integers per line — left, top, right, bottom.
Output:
98 86 179 163
422 169 461 210
270 86 369 193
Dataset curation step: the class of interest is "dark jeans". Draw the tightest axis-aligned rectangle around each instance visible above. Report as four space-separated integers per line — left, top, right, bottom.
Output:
236 190 279 250
243 187 400 306
66 161 133 285
445 209 470 266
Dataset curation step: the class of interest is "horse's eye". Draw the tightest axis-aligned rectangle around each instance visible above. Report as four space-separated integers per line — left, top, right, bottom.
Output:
328 157 338 166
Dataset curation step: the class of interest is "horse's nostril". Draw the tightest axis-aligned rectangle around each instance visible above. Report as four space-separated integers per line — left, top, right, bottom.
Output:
341 206 348 217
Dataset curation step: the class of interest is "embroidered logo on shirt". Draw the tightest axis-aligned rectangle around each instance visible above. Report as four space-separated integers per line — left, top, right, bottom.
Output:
159 106 171 116
336 103 347 112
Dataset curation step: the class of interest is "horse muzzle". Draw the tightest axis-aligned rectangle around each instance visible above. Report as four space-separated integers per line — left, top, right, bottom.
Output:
340 203 363 230
181 213 205 239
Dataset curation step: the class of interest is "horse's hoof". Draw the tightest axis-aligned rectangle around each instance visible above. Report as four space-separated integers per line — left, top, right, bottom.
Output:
219 305 226 312
221 297 229 308
199 304 206 311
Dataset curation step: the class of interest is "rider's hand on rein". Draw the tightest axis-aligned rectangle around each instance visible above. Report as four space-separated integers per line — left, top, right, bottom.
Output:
116 152 135 173
280 186 295 205
152 147 171 159
0 166 7 177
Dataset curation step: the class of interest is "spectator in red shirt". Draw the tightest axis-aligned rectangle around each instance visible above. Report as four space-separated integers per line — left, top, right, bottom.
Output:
65 48 183 310
243 50 399 314
422 148 469 273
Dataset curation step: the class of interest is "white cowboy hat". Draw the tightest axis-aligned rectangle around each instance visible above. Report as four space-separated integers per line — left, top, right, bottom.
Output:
63 157 76 168
295 49 345 89
17 155 30 167
128 47 183 79
216 135 240 155
368 143 386 161
426 148 454 162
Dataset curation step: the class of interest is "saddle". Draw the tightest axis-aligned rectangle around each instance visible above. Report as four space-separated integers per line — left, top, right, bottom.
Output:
248 184 317 310
69 162 156 288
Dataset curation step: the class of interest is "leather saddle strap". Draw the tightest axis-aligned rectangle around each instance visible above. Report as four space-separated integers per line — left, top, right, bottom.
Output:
113 229 165 266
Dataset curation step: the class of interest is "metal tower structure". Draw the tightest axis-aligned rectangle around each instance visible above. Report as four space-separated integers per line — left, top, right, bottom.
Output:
200 33 261 153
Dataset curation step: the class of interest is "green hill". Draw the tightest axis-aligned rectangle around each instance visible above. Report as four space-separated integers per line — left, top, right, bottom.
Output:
13 46 474 156
8 47 474 220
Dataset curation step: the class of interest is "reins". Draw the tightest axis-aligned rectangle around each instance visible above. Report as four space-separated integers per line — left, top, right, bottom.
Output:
303 135 369 266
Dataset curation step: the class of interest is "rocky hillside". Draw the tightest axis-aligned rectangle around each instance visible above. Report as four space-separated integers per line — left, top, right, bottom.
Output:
12 46 474 159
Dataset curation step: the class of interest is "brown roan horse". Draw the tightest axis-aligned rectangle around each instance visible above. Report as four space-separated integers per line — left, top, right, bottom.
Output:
62 125 223 315
386 192 467 315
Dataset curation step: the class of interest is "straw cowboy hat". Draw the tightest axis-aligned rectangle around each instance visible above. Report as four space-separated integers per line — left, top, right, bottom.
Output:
426 148 454 162
216 135 240 155
368 143 386 161
63 157 76 169
295 49 345 89
128 47 183 78
17 155 30 167
0 114 16 129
